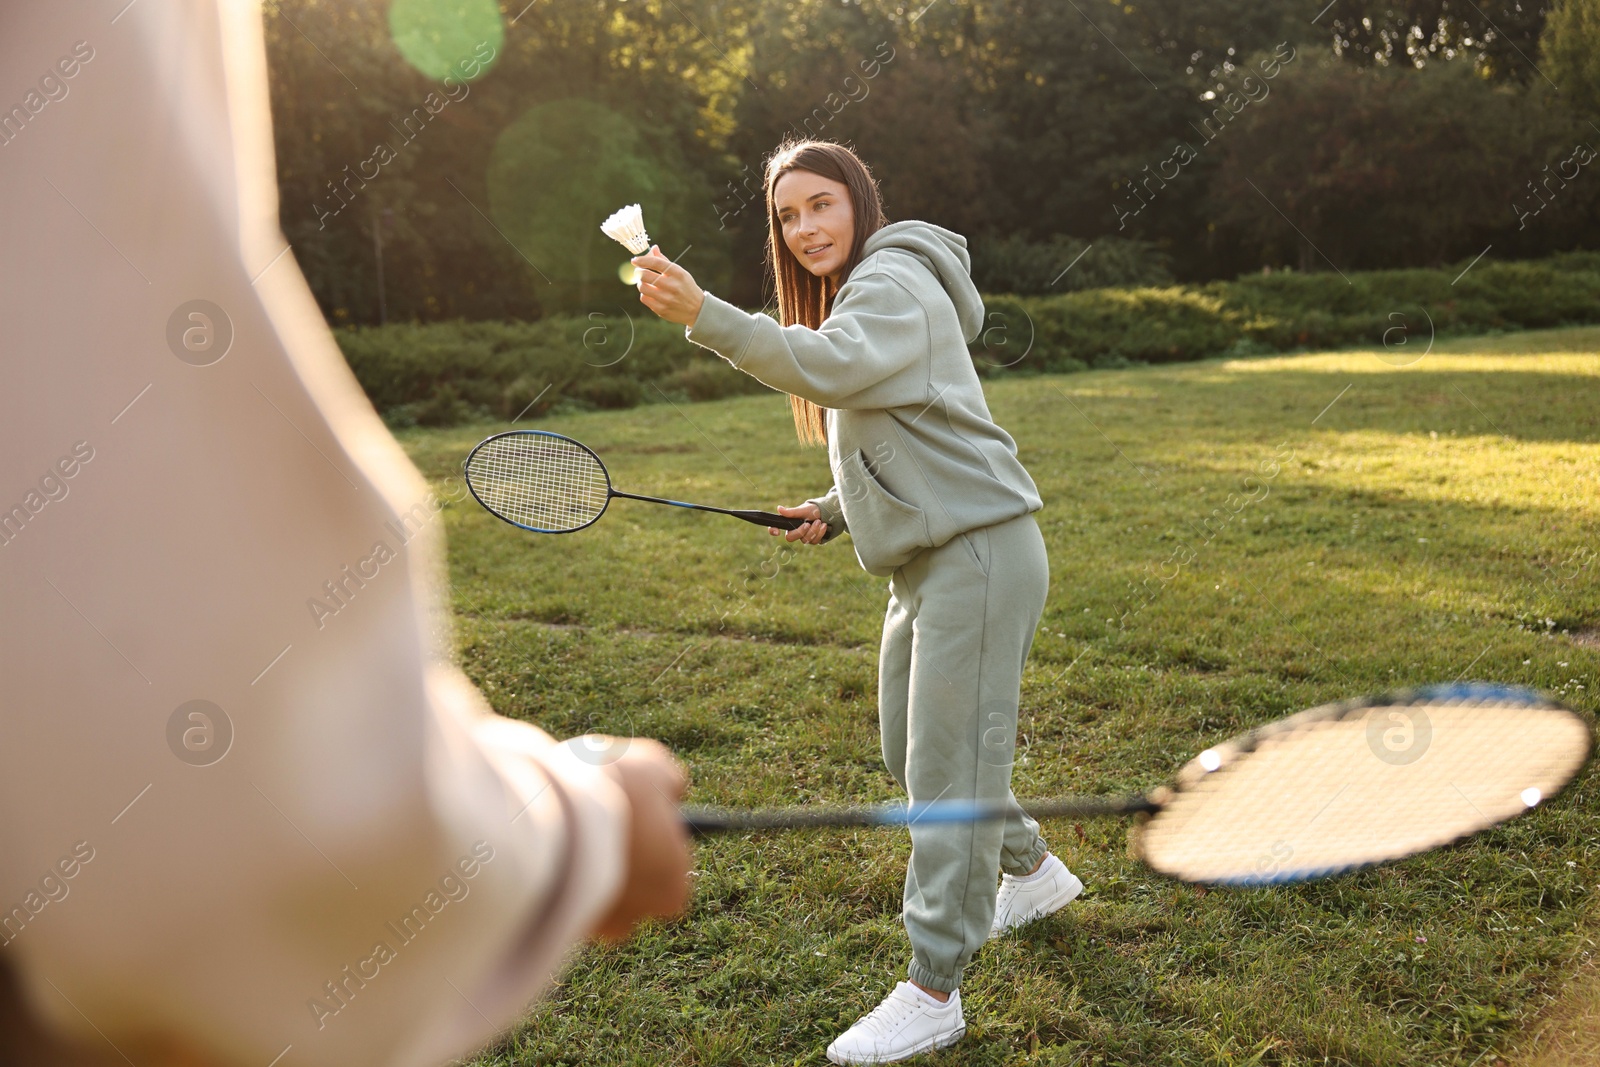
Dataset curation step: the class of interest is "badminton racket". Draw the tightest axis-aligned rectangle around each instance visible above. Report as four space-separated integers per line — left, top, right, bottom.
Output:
681 682 1592 886
464 429 807 534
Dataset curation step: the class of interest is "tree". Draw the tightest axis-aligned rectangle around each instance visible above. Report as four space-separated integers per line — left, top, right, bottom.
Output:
1541 0 1600 116
261 0 1596 324
1204 53 1597 272
1315 0 1556 84
266 0 750 324
486 99 728 315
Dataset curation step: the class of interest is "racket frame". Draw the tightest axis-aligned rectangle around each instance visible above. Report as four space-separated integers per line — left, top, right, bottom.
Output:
464 430 613 534
463 429 807 534
1132 682 1591 885
685 683 1592 887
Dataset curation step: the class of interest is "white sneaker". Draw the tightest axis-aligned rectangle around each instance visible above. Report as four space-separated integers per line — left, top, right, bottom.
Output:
988 853 1083 939
825 982 965 1064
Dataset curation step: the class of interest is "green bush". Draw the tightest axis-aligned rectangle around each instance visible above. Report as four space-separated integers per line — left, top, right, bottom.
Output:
336 314 774 429
969 232 1175 295
333 253 1600 426
975 254 1600 372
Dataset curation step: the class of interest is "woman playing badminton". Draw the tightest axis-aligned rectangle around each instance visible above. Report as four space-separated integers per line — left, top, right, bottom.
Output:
631 138 1080 1064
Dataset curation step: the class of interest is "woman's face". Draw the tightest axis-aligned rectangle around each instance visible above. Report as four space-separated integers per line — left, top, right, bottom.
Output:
773 170 854 285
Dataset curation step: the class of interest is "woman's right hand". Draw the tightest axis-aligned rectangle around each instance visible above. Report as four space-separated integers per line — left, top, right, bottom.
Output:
772 503 829 545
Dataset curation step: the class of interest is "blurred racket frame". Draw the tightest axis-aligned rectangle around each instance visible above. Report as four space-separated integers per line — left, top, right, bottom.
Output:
682 683 1592 886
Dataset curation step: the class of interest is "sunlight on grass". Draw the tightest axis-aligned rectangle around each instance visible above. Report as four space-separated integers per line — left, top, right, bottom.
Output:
1517 959 1600 1067
1048 384 1163 399
1223 351 1600 377
1221 325 1600 378
1152 429 1600 515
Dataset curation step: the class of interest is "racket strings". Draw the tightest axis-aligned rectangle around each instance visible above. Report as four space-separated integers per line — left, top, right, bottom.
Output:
469 435 610 531
1134 698 1589 885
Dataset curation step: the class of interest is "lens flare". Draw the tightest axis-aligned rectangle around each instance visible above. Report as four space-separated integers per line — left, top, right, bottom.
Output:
388 0 504 82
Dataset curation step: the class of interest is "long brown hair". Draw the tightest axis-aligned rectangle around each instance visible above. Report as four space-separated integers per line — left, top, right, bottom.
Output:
763 139 889 445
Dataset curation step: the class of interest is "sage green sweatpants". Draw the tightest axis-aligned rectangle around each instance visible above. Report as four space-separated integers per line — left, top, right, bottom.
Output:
878 511 1052 993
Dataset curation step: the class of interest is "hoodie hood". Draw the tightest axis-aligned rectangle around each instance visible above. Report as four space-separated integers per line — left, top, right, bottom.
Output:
856 220 985 344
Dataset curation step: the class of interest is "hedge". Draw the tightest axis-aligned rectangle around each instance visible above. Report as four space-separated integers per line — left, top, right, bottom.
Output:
334 251 1600 427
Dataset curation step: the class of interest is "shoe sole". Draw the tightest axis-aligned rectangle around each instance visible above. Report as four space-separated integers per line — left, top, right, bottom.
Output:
987 870 1084 940
826 1024 966 1065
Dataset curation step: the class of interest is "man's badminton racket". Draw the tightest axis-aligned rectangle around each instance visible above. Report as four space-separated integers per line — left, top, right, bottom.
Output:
464 429 806 534
681 683 1592 886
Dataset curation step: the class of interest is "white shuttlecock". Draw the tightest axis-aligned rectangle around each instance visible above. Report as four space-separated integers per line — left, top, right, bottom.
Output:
600 203 651 255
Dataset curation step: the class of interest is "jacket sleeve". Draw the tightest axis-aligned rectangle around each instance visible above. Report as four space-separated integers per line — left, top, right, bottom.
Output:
804 485 848 544
684 264 932 410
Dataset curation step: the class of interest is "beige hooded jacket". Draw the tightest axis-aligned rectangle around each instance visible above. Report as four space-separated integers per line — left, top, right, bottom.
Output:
0 4 626 1066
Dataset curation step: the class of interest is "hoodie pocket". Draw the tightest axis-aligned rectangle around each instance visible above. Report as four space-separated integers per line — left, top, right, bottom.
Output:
836 448 932 576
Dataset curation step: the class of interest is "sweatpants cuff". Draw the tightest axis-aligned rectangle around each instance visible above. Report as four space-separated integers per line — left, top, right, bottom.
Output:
1000 839 1050 878
908 960 962 994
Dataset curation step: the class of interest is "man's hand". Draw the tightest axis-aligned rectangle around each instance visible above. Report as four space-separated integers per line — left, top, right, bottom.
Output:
632 244 706 327
590 738 692 942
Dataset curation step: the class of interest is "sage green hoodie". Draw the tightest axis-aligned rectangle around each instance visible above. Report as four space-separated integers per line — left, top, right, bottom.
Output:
684 219 1042 577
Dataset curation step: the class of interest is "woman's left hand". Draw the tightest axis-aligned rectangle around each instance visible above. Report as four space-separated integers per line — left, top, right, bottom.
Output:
632 244 705 327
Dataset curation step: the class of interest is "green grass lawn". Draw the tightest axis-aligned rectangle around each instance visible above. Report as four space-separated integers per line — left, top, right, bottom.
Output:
398 325 1600 1066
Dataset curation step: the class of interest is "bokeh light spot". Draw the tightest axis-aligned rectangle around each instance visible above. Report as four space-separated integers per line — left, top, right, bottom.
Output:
388 0 504 82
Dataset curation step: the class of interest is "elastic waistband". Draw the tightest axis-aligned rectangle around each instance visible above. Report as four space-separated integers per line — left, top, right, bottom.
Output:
960 508 1040 540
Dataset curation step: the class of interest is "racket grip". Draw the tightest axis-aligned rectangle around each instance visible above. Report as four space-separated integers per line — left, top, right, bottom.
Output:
727 509 808 531
682 809 735 837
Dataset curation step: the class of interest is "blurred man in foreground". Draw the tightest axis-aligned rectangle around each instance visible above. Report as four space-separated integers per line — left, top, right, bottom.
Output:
0 3 691 1064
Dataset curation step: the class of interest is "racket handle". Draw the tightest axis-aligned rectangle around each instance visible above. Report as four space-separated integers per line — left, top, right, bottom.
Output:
682 795 1160 836
607 491 809 530
724 509 808 531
